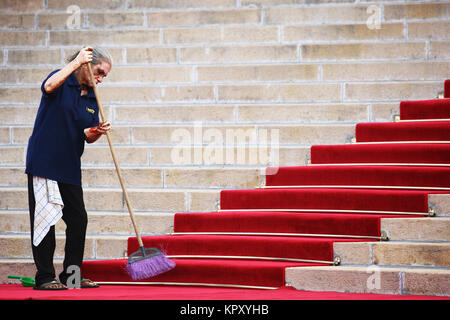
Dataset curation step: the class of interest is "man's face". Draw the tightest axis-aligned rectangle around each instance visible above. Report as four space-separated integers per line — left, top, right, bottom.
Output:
82 61 111 86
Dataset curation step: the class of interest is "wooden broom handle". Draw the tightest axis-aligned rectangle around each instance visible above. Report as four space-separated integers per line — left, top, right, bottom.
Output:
87 63 144 248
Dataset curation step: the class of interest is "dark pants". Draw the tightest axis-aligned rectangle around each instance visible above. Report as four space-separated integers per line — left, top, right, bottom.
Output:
27 174 88 286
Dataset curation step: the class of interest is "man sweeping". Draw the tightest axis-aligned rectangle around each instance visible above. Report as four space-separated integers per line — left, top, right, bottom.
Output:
25 47 112 290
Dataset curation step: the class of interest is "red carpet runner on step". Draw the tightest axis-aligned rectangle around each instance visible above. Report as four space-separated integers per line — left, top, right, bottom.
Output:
355 121 450 142
82 81 450 290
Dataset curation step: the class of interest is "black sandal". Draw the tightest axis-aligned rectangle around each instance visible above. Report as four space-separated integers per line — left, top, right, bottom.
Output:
34 280 68 291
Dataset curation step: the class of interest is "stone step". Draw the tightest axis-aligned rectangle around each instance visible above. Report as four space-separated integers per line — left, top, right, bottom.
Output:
285 265 450 296
0 210 174 236
4 213 447 242
381 217 450 241
0 234 129 260
429 194 450 217
93 145 308 168
16 0 238 11
1 1 446 20
0 104 372 126
0 82 441 104
0 187 220 213
0 124 354 146
2 8 407 30
334 241 450 268
0 167 263 189
1 187 448 215
2 63 448 85
0 26 436 56
0 145 310 167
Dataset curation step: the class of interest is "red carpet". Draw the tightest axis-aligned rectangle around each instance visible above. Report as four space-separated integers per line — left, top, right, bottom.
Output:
219 189 429 213
400 99 450 120
311 143 450 165
80 79 450 298
1 284 447 300
129 235 341 262
355 121 450 142
174 211 384 237
266 165 450 189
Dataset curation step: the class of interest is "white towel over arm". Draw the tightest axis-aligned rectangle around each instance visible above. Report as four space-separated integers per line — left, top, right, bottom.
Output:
32 176 64 246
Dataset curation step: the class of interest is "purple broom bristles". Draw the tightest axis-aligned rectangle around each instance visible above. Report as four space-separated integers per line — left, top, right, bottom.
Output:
126 254 176 281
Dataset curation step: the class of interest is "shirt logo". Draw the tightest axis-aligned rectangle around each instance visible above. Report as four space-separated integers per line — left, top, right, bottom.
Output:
86 107 95 114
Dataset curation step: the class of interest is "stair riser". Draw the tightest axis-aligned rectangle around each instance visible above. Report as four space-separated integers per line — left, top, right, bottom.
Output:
400 100 450 120
0 189 220 213
267 165 450 188
381 218 450 241
0 124 353 146
0 146 310 167
220 189 429 213
0 212 174 236
311 144 450 165
355 121 450 142
334 242 450 268
174 211 382 238
286 266 450 296
0 167 262 189
429 194 450 217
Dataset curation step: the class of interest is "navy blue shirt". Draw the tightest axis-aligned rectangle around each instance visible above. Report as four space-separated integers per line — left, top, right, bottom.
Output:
26 70 99 186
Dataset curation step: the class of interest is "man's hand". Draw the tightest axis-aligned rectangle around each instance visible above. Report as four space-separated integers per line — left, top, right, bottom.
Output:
95 121 111 135
73 47 93 68
86 122 111 144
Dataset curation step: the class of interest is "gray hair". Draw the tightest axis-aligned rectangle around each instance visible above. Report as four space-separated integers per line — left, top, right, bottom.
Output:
68 47 113 66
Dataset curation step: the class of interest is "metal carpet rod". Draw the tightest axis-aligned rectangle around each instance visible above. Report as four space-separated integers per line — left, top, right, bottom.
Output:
308 163 450 167
95 281 279 290
167 231 387 241
259 185 450 191
165 254 340 265
396 118 450 122
350 141 450 145
218 208 433 216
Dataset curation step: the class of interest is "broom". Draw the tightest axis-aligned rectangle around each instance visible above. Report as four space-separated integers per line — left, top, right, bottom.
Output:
87 63 175 280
